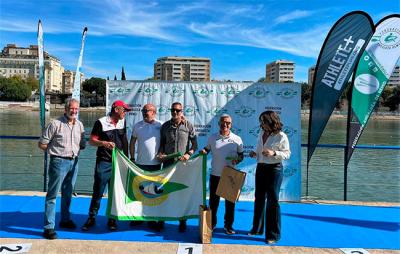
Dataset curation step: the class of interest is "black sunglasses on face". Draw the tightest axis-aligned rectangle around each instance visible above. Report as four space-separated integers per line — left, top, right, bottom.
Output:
141 109 153 113
171 108 182 113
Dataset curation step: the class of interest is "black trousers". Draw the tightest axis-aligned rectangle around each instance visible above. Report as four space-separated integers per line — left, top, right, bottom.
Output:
251 163 283 241
209 174 235 229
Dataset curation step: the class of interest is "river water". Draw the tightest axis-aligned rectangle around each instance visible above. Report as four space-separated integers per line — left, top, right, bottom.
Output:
0 110 399 202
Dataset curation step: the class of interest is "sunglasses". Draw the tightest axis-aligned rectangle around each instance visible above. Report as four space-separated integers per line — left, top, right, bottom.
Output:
220 121 232 125
141 109 153 113
171 108 182 113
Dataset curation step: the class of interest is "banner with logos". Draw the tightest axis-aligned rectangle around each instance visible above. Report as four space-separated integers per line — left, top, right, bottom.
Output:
307 11 374 167
107 81 301 201
346 14 400 165
107 149 206 220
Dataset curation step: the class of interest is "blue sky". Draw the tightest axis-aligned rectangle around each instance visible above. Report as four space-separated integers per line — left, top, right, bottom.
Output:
0 0 398 82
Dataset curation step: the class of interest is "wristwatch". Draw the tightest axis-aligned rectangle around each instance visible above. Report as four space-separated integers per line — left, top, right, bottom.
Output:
186 151 193 156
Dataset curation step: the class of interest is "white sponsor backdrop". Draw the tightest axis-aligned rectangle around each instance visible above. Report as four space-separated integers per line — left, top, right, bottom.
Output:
107 81 301 201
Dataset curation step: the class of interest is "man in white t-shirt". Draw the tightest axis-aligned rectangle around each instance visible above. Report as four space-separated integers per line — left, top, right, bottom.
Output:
129 103 163 229
200 114 244 235
130 103 162 171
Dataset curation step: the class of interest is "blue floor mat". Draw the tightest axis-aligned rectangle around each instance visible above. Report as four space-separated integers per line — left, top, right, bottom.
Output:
0 195 399 249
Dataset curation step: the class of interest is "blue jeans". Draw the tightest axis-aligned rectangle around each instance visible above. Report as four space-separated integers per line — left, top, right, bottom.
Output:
251 163 283 241
44 156 78 230
88 160 112 217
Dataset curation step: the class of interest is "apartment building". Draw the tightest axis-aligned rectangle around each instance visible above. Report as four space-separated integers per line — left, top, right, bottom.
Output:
0 44 64 93
387 65 400 87
265 60 295 83
154 56 211 81
62 70 84 94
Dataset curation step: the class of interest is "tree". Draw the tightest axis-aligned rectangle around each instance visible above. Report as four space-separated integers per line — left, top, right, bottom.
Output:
82 77 106 96
26 76 39 91
121 66 126 80
0 76 31 101
301 82 311 108
257 77 266 82
383 86 400 111
82 77 106 106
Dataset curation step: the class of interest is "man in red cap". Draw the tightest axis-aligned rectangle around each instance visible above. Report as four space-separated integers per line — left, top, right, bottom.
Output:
82 100 131 231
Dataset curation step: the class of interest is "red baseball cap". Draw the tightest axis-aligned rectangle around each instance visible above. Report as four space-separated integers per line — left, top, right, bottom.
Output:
111 100 132 111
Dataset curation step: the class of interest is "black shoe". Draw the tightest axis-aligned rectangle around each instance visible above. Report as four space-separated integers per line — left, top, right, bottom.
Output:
108 218 117 231
59 220 76 229
179 220 186 232
81 217 95 231
43 229 58 240
129 221 143 227
224 227 236 235
248 229 262 236
266 239 278 244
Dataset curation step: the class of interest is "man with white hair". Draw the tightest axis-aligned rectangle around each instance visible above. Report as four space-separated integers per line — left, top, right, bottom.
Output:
200 114 244 235
38 98 86 240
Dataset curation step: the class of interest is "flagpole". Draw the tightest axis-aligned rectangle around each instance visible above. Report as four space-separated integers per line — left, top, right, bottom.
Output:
38 20 48 192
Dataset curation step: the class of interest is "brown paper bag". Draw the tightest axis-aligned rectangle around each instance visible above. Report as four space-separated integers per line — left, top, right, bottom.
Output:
199 205 212 244
216 166 246 203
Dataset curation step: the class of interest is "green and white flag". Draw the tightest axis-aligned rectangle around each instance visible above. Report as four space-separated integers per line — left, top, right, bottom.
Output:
107 149 206 221
345 14 400 165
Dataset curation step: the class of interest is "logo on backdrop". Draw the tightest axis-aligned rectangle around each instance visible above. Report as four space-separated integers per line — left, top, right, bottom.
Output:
354 73 380 95
371 28 400 49
183 105 199 116
249 125 261 137
193 85 214 98
157 104 170 116
206 106 228 116
230 126 242 135
234 106 255 118
109 87 132 95
248 86 270 98
166 85 184 97
220 86 240 98
138 85 159 97
282 126 297 137
276 88 297 99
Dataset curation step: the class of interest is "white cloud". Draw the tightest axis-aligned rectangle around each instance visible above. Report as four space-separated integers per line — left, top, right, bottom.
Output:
274 10 314 25
189 21 329 58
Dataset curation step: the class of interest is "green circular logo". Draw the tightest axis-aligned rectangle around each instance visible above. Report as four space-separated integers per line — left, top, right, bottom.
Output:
234 106 255 118
183 105 197 116
249 86 270 98
277 88 297 99
207 106 227 116
249 125 261 137
194 86 212 98
168 85 184 97
372 27 400 50
157 104 169 116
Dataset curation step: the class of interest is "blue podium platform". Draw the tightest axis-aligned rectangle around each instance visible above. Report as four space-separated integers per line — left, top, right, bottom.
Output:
0 195 399 250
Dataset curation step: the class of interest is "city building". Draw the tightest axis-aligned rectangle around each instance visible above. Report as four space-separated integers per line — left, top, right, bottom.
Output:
265 60 295 83
387 65 400 87
154 56 211 81
62 70 84 94
308 66 316 86
0 44 64 93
